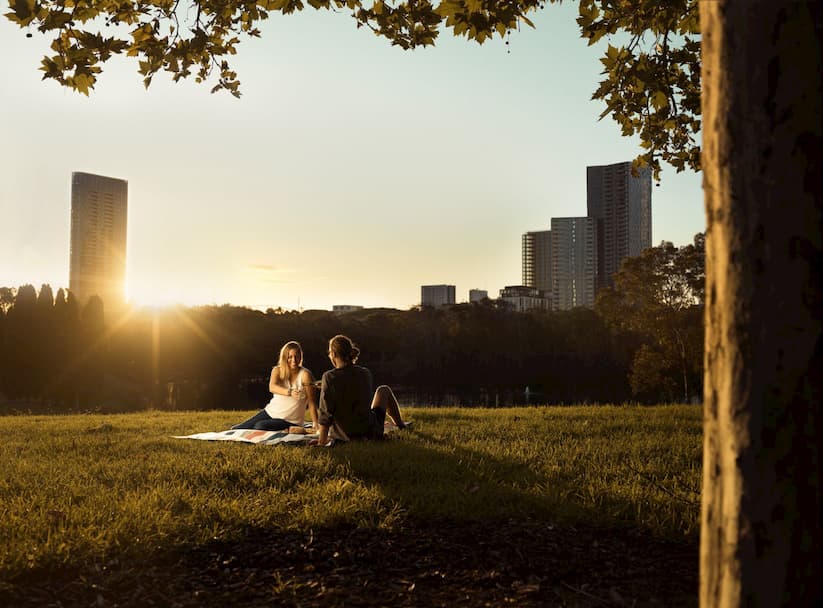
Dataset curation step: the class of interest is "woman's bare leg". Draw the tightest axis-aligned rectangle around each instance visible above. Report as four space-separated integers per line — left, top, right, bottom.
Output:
371 385 406 428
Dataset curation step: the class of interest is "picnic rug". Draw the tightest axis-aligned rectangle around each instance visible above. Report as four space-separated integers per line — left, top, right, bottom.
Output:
173 420 410 445
173 425 317 445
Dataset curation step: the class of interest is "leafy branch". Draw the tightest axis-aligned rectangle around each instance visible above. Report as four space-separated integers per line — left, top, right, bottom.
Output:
577 0 701 178
6 0 703 176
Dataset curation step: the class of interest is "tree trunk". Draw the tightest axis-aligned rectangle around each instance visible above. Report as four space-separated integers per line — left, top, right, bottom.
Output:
700 2 822 606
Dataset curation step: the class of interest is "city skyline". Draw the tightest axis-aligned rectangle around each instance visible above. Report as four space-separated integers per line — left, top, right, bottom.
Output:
519 161 650 313
0 4 705 311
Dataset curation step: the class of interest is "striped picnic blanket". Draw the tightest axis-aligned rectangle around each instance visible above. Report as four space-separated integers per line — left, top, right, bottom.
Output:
173 424 317 445
174 421 410 445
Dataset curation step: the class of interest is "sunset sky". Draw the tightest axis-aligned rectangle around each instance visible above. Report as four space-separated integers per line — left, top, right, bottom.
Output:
0 3 704 311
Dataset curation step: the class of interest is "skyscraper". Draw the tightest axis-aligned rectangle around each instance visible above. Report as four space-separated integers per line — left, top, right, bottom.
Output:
521 230 552 293
69 172 128 312
586 161 652 291
551 217 597 310
421 284 455 308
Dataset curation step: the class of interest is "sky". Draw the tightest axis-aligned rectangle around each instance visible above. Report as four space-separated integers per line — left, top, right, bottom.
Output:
0 3 704 311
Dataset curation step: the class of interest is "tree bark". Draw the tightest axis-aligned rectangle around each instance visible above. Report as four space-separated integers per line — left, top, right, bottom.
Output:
700 1 822 606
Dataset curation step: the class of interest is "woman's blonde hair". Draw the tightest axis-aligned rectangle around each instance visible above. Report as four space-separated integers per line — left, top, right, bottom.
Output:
276 341 303 383
329 334 360 365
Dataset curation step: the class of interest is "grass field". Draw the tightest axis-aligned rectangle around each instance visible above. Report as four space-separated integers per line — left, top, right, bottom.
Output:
0 404 702 605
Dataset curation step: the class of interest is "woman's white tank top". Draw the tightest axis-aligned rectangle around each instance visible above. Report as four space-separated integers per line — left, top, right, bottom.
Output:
264 368 308 424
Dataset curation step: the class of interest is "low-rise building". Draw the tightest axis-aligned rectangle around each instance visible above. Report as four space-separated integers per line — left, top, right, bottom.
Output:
332 305 364 314
469 289 488 303
498 285 552 312
421 284 456 308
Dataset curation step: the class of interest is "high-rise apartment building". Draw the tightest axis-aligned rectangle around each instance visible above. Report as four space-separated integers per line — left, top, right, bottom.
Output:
586 161 652 291
551 217 597 310
69 172 128 311
421 284 455 308
522 230 552 293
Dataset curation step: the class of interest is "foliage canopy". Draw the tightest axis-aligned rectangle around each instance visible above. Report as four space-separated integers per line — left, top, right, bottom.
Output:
6 0 701 177
595 233 704 402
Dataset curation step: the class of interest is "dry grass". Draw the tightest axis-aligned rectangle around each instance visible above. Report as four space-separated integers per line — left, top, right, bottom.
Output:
0 404 701 585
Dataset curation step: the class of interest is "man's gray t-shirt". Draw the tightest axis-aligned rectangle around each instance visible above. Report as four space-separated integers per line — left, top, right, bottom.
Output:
319 365 373 437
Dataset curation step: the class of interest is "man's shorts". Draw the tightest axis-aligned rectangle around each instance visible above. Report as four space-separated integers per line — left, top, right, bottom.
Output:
367 407 386 439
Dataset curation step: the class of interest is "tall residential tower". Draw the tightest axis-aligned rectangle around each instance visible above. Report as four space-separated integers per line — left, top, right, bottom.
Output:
551 217 597 310
69 172 128 311
586 161 652 291
521 230 552 294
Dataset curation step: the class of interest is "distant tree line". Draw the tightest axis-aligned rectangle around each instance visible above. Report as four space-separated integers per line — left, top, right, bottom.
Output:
0 235 704 413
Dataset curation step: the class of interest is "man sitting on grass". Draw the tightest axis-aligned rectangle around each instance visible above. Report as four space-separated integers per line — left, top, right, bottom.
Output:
311 334 406 446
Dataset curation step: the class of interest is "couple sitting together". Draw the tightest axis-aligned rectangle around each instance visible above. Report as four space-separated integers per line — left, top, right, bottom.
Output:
232 334 407 446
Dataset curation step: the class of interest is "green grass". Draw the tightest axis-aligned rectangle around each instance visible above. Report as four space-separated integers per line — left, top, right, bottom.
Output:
0 404 701 584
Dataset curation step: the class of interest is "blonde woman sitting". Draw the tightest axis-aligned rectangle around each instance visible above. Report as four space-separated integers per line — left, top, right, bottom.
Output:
232 341 319 433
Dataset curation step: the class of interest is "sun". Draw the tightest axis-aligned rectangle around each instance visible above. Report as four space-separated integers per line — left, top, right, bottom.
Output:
125 281 194 309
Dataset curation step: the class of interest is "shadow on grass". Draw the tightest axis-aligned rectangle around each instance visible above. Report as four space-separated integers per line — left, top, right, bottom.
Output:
4 427 699 607
323 427 693 538
5 518 698 608
323 429 557 522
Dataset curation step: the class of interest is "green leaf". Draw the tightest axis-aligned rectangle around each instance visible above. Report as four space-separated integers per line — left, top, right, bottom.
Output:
651 90 668 111
72 72 93 95
10 0 35 19
131 23 152 43
4 10 26 25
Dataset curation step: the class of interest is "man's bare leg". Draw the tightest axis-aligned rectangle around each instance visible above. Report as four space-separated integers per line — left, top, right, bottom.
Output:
372 385 406 428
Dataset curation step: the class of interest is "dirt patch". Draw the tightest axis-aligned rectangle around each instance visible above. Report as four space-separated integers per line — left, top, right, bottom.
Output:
7 519 698 607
